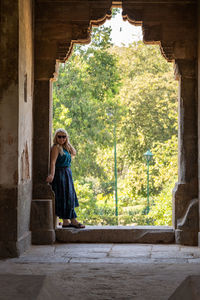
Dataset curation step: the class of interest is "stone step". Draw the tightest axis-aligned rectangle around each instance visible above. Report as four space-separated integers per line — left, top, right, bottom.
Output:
56 225 175 243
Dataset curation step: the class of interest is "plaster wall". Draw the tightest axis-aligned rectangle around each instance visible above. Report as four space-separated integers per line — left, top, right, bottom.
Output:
0 2 19 187
0 0 19 252
0 0 33 257
18 0 33 245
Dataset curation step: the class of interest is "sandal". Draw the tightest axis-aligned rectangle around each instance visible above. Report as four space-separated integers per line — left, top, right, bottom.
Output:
62 224 72 228
70 222 85 229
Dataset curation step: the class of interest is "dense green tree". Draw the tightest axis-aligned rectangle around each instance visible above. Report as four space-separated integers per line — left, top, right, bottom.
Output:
111 43 178 162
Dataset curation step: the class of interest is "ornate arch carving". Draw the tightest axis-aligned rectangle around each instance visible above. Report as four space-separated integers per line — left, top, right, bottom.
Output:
57 9 112 63
35 0 197 78
122 0 197 63
35 0 113 80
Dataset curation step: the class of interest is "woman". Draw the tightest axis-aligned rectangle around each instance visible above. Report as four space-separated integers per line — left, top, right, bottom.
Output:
46 128 85 228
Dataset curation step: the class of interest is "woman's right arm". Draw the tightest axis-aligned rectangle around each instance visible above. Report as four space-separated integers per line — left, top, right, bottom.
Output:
46 146 59 183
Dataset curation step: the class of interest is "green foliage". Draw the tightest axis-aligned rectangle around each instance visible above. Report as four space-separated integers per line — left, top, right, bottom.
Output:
53 24 178 226
111 43 178 162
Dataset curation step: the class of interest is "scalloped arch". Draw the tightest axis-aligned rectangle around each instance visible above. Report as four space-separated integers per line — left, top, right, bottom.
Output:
62 9 113 63
35 0 196 80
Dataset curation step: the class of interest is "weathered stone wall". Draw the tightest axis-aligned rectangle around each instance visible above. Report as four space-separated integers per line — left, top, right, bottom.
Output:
198 1 200 246
18 0 33 253
0 0 20 257
0 0 33 257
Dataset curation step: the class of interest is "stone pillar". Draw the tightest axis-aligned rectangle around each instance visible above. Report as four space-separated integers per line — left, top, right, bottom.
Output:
0 0 33 257
173 59 198 246
32 79 55 244
0 0 19 257
198 1 200 247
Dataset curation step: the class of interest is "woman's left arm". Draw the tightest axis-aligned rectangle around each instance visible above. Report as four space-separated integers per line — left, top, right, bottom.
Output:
46 146 59 183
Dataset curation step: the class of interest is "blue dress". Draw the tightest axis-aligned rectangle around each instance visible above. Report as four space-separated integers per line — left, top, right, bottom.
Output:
51 148 79 219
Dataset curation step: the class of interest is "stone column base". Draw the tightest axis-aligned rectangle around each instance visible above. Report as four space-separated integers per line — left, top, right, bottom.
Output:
175 229 198 246
0 231 31 258
32 229 55 245
31 199 55 245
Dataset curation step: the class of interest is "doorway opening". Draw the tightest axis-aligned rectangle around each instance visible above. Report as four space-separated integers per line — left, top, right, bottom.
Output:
52 8 178 227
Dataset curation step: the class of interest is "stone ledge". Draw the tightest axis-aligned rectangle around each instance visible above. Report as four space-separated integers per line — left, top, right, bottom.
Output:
56 225 175 243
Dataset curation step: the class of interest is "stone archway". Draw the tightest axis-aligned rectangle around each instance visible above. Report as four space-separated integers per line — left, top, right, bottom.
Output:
31 0 198 246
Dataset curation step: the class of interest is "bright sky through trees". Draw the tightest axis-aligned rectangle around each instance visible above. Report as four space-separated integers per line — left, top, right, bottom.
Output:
106 10 143 45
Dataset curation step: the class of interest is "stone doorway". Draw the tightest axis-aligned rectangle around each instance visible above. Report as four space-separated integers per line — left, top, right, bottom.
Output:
31 0 198 248
52 12 178 231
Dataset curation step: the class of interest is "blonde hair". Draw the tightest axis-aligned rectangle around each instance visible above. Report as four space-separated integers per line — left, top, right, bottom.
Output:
53 128 76 156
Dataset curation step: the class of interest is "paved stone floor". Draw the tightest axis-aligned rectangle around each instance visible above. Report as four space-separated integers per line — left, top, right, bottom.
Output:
1 243 200 299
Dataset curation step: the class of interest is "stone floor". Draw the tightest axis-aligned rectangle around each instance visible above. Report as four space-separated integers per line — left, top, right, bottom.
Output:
1 243 200 299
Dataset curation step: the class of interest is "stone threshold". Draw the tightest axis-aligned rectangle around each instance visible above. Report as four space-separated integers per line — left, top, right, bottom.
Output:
56 225 175 244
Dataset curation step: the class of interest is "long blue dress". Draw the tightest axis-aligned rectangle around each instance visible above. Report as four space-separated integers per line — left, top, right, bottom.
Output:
51 148 79 219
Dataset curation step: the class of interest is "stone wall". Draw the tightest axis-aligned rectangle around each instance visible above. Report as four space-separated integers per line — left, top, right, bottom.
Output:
0 0 33 257
198 1 200 246
18 0 33 255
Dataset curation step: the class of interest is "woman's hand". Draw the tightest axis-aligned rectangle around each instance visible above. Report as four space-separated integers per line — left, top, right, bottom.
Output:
46 174 54 183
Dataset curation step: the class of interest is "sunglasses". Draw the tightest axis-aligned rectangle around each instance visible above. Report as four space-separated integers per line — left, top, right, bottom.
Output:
57 135 66 139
